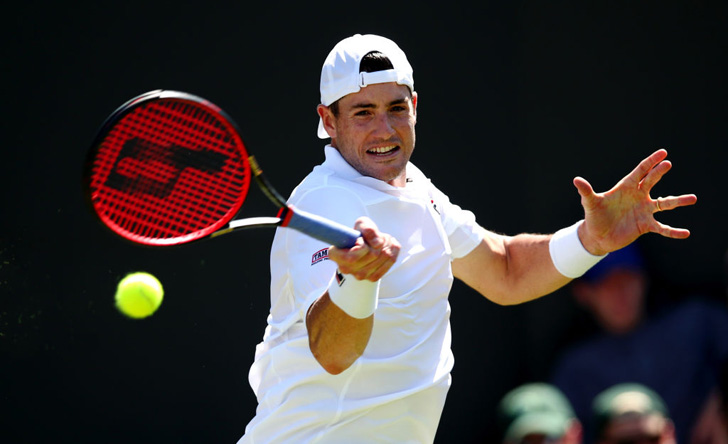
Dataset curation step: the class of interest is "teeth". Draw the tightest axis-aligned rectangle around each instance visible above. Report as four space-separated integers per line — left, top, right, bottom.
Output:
369 145 396 154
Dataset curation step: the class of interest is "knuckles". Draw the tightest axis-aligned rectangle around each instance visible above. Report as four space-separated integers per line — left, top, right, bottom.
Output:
329 232 401 281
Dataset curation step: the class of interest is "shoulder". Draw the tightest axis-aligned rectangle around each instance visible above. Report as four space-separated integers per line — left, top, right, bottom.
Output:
289 163 357 199
655 297 728 326
290 173 378 210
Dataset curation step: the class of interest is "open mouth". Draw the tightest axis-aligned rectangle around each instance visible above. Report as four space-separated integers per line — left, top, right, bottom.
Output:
366 145 399 156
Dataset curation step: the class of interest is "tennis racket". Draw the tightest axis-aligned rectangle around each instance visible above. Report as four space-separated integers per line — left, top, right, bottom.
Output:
83 90 360 248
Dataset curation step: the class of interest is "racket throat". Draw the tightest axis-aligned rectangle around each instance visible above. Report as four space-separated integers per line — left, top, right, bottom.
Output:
277 206 295 227
250 155 288 207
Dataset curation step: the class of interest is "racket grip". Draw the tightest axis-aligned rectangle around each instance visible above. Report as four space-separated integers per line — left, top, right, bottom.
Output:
283 206 360 248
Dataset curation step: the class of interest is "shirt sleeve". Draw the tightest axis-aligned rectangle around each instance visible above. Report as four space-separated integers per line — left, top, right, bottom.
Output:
267 185 370 332
428 184 485 259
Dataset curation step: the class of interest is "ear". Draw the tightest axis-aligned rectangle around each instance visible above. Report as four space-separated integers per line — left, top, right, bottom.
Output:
662 419 677 443
565 419 583 444
411 91 418 122
317 104 337 139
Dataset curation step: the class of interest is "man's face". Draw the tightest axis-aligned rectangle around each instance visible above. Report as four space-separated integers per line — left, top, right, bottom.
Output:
598 414 675 444
577 269 646 334
513 434 565 444
319 82 417 187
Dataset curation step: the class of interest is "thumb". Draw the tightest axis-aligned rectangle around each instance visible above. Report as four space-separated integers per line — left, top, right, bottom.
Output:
573 176 597 207
354 217 383 249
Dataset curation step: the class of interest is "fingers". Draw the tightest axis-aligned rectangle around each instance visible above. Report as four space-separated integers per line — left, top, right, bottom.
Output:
355 217 385 249
653 194 698 213
640 160 672 193
650 194 697 239
625 149 668 186
651 219 691 239
577 149 673 198
329 217 400 281
650 191 696 238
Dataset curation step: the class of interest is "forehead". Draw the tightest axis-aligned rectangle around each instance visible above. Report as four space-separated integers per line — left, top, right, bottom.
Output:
337 82 413 108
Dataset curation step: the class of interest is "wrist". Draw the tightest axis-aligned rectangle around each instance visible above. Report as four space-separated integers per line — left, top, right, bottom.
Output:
549 220 608 278
576 220 608 256
327 269 380 319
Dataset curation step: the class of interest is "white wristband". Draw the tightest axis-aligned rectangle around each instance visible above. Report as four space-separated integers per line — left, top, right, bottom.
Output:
549 220 608 278
327 270 380 319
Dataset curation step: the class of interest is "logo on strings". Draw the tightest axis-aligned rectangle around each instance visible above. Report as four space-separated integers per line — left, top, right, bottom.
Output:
104 138 228 198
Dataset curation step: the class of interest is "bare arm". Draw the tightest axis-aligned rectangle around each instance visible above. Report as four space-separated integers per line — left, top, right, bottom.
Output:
306 292 374 375
455 149 697 304
305 218 400 374
453 231 571 305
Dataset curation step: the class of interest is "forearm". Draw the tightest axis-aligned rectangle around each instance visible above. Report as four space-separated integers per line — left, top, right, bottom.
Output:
306 291 374 375
454 223 605 305
498 233 573 304
304 217 398 374
461 233 572 305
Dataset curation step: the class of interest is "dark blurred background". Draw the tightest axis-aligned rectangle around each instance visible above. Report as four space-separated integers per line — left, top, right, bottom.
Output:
2 1 726 443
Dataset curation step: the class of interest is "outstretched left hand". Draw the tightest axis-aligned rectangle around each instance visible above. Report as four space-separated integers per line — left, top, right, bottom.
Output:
574 149 697 256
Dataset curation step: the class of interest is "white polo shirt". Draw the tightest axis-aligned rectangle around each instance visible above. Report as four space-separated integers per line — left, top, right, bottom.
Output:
239 146 484 444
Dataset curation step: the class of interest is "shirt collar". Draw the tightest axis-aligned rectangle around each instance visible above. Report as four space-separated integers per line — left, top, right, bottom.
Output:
322 145 362 179
322 145 417 192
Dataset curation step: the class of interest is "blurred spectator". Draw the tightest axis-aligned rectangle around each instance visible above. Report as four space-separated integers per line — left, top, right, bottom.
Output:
551 243 728 443
496 382 583 444
591 383 675 444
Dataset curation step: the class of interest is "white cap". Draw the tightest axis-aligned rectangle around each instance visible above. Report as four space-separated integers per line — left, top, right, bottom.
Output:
317 34 415 139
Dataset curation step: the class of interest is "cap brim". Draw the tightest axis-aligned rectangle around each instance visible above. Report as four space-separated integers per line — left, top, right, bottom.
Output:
505 413 570 441
317 117 330 139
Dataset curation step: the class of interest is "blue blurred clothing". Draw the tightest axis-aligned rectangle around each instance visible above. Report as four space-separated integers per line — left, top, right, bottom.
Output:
551 298 728 444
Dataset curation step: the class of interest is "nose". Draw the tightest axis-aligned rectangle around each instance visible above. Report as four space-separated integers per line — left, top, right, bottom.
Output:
372 112 396 137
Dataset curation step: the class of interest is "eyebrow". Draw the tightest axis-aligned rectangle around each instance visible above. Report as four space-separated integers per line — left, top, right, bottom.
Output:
350 96 409 110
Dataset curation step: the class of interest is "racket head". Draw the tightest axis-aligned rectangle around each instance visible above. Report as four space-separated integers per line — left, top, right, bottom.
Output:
84 90 251 246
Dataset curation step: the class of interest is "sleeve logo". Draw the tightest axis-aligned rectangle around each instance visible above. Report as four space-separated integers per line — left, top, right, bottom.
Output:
311 248 329 265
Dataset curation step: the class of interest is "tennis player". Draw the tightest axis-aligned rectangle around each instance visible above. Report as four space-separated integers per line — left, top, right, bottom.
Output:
237 34 696 443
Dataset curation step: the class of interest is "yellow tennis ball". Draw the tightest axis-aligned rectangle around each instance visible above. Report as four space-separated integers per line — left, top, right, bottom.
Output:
115 272 164 319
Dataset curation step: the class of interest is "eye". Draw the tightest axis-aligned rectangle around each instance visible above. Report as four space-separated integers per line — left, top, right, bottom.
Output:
390 104 411 114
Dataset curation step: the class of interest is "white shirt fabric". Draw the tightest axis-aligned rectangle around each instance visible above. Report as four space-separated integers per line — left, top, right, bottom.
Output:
239 146 484 444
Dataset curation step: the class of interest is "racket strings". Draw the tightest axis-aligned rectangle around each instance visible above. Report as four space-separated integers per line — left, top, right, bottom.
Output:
89 99 250 244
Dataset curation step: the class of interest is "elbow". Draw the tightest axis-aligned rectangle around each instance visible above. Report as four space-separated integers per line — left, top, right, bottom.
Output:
320 360 352 376
483 291 521 306
305 298 374 375
310 347 361 375
471 279 517 306
482 286 550 306
306 309 373 375
479 282 539 306
308 325 366 375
